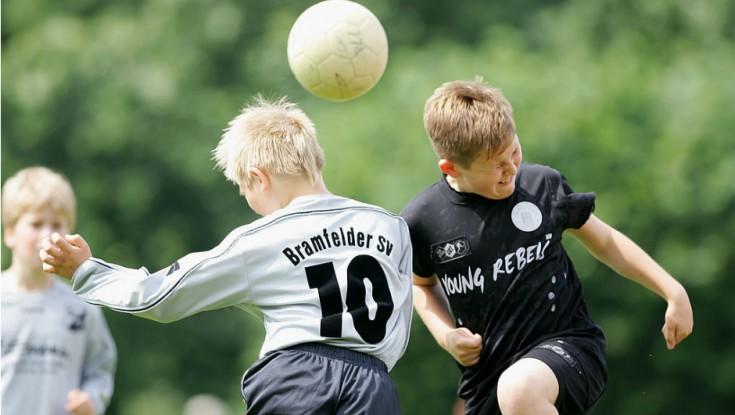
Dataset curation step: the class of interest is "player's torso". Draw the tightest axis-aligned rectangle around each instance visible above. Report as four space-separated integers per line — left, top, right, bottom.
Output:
1 281 87 414
415 166 584 341
244 195 412 370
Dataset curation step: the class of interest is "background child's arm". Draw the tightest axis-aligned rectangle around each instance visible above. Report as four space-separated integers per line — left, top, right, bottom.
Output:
76 306 116 415
569 214 694 349
413 275 483 366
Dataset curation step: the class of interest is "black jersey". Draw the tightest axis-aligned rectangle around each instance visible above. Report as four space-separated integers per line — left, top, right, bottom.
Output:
401 163 606 400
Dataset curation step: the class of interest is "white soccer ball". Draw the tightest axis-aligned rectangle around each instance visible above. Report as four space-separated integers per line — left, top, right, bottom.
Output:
287 0 389 101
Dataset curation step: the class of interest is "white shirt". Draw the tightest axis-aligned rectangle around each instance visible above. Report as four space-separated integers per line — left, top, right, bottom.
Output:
1 275 117 415
71 194 413 370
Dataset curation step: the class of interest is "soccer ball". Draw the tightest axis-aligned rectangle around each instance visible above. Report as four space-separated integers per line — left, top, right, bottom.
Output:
287 0 388 101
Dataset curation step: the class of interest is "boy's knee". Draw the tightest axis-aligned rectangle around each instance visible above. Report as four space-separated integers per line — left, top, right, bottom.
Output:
497 358 558 415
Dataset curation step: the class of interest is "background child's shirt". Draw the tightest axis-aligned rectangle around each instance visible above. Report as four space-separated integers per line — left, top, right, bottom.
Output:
70 194 413 371
1 275 117 415
401 163 606 398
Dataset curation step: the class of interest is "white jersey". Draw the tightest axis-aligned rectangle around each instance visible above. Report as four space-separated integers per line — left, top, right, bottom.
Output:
71 194 413 370
1 275 116 415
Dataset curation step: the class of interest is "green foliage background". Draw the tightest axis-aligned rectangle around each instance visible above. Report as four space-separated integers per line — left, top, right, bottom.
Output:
3 0 734 413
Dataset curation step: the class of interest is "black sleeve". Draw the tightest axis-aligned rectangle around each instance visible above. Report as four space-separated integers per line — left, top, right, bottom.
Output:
552 172 596 229
400 202 435 278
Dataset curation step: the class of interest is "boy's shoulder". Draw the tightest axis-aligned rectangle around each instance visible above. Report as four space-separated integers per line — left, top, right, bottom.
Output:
517 162 566 192
229 194 404 239
1 271 16 291
340 196 404 220
50 277 96 305
281 194 402 219
519 162 562 180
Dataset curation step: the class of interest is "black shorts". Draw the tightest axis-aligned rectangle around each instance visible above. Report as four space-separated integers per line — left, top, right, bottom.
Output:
524 338 607 415
465 337 607 415
241 343 401 415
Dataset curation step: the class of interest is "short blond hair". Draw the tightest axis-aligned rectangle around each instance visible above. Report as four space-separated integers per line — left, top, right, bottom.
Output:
2 166 77 230
423 78 516 167
213 96 325 188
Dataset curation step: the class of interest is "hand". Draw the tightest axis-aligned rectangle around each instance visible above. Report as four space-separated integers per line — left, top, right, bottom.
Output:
39 233 92 279
662 286 694 350
65 389 96 415
445 327 483 366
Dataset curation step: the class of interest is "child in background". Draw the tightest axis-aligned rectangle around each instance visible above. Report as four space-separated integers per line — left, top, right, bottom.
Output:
2 166 117 415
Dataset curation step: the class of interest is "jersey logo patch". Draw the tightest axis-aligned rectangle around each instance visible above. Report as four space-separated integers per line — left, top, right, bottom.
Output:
511 201 543 232
431 237 471 264
66 307 87 332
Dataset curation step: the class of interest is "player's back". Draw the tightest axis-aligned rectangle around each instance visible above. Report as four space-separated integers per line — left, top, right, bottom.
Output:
241 194 413 370
69 193 412 371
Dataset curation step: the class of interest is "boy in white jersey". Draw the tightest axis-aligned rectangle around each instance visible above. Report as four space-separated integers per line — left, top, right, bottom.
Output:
2 166 116 415
40 96 413 414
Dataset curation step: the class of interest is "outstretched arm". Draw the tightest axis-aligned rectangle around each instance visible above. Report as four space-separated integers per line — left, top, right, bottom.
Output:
413 274 483 366
569 214 693 349
40 232 251 323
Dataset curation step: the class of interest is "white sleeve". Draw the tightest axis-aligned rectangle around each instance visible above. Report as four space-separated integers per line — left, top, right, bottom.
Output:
80 306 117 414
70 232 251 323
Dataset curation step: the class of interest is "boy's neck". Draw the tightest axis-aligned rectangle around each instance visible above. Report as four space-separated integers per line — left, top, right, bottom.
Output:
276 176 330 209
446 175 470 194
6 264 54 292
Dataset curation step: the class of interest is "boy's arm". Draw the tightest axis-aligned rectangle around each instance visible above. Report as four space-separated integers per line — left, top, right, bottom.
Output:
77 306 117 415
569 214 694 349
413 274 483 366
41 233 251 323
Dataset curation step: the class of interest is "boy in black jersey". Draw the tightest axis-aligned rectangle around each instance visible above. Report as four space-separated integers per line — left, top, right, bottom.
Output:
401 78 693 415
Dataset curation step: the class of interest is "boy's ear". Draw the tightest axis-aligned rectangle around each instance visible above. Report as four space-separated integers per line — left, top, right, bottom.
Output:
248 167 271 192
438 159 461 178
3 227 15 249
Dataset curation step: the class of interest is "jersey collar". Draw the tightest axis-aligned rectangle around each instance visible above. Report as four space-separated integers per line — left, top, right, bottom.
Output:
438 175 498 206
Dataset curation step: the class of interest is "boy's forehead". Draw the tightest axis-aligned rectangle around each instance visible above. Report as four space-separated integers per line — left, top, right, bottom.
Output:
494 135 520 156
474 136 519 163
18 207 70 222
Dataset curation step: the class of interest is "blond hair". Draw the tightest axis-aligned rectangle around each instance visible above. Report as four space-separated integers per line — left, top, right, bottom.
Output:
213 96 325 188
2 166 77 230
423 77 516 167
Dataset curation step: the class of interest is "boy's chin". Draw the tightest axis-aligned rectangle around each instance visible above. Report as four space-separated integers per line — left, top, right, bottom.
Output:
18 259 50 275
490 183 515 200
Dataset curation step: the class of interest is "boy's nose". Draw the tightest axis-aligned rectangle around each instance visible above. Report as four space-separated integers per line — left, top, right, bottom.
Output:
39 226 55 239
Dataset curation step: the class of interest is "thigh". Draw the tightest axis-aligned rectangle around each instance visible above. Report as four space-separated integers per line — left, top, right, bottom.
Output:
496 357 559 414
523 339 606 415
241 349 339 415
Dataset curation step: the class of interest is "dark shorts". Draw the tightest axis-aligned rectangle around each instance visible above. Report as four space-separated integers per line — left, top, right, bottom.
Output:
524 338 607 415
465 338 607 415
241 343 401 415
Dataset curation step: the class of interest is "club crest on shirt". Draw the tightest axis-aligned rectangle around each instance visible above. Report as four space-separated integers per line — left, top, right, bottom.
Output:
431 237 471 264
511 201 543 232
65 307 87 332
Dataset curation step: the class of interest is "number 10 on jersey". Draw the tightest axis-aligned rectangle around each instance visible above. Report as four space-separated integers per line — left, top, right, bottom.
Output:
306 255 394 344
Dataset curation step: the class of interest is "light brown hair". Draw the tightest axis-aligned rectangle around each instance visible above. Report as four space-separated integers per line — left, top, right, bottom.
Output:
423 77 516 167
2 166 77 230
